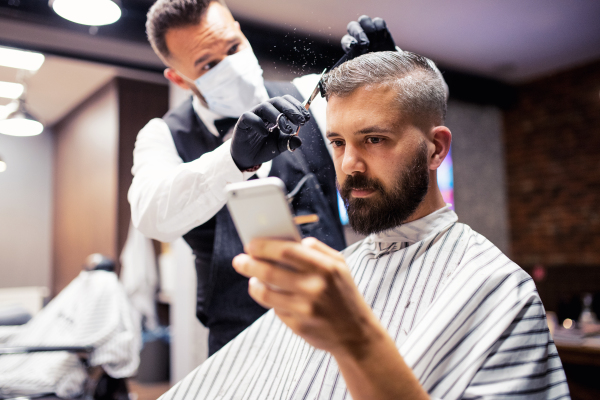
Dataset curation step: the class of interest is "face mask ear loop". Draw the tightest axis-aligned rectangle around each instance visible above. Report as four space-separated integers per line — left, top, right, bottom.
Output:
196 93 210 109
179 71 210 108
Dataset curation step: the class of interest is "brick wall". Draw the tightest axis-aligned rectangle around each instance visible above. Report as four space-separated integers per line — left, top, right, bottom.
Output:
504 60 600 269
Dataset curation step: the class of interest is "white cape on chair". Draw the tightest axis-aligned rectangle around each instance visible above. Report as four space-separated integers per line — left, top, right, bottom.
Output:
0 270 141 398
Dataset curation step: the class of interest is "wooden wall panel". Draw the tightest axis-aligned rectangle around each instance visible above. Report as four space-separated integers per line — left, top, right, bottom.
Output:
52 77 168 294
52 82 119 295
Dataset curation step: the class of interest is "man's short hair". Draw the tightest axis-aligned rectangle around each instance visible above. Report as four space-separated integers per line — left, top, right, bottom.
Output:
146 0 224 60
323 51 448 131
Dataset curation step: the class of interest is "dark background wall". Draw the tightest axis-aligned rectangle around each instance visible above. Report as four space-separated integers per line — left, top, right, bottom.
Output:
504 59 600 314
447 100 510 255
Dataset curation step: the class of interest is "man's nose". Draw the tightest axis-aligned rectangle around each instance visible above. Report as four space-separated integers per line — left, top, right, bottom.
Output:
340 145 366 175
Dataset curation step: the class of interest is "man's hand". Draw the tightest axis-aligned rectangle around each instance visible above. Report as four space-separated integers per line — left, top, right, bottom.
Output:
341 15 396 60
232 237 382 356
232 237 430 400
230 95 309 171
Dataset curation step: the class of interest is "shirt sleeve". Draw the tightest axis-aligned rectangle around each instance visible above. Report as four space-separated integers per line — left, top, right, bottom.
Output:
461 298 570 399
128 118 250 242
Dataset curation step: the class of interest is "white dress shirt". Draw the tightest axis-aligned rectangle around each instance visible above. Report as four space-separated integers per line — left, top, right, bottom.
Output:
128 74 331 242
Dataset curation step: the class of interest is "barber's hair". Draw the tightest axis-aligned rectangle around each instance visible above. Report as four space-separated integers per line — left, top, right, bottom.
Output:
146 0 225 60
323 51 448 130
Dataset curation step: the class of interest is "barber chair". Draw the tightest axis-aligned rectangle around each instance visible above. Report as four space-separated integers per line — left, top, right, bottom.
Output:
0 255 141 400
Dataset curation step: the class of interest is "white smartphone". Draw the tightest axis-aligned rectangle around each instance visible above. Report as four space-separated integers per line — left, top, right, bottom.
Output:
225 177 302 246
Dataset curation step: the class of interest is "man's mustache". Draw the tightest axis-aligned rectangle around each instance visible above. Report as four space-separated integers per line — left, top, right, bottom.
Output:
339 174 385 199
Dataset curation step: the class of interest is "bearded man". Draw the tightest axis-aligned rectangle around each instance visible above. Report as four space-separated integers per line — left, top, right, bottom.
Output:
157 51 570 400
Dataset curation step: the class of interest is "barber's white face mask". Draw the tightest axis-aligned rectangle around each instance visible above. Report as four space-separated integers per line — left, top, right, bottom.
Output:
192 47 269 117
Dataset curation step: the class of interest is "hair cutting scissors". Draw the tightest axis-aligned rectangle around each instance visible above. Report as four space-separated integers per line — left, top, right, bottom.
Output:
285 52 353 152
284 68 327 151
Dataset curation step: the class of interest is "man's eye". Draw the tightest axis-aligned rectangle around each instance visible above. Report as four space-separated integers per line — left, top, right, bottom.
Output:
227 44 239 55
329 140 344 148
202 61 218 71
367 137 383 144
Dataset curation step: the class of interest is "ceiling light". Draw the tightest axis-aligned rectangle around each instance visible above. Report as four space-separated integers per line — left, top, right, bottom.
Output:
0 156 6 173
50 0 122 26
0 100 44 137
0 82 24 100
0 47 45 71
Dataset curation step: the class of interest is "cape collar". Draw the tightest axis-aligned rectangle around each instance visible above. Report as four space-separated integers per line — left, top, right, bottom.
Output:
366 205 458 245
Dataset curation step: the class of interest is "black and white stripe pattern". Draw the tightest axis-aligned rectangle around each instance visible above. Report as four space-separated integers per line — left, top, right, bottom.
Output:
159 206 570 400
0 271 141 398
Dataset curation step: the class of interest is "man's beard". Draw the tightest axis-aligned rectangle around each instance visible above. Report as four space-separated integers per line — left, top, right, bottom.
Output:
338 142 430 235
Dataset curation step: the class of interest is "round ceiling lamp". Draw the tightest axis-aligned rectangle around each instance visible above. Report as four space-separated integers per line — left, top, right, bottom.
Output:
0 100 44 137
50 0 122 26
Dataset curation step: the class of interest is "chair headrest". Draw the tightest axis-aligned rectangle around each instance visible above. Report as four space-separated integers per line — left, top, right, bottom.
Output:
83 253 115 272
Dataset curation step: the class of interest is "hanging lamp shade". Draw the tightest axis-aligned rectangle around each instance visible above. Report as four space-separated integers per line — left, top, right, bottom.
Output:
50 0 122 26
0 100 44 137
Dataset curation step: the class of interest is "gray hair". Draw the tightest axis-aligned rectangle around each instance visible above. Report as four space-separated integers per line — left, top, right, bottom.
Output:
146 0 225 60
323 51 448 130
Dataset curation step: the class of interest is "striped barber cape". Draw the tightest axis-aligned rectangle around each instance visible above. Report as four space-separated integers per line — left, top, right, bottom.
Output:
160 206 570 400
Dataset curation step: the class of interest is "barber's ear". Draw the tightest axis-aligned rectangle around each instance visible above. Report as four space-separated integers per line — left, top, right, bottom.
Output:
429 126 452 170
164 68 191 91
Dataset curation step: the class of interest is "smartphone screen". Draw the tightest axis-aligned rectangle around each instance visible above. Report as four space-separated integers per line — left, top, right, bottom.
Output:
226 177 301 246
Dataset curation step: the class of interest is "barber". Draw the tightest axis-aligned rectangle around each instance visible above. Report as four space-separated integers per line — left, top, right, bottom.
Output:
129 0 397 355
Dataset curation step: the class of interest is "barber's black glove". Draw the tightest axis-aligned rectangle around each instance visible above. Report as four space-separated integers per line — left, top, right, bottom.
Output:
341 15 396 60
230 95 309 171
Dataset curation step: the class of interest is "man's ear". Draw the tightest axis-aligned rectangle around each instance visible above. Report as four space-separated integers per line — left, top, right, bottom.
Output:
429 126 452 170
164 68 191 91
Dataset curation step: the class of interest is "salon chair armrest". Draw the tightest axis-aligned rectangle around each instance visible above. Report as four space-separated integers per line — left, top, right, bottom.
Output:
0 345 93 358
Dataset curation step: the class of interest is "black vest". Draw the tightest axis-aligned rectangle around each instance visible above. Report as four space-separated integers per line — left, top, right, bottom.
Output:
163 81 346 354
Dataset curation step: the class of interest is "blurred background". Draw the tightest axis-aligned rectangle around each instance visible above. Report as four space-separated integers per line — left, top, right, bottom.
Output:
0 0 599 399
